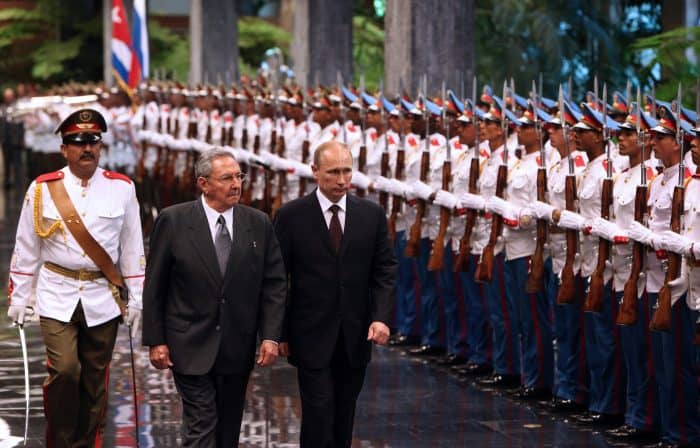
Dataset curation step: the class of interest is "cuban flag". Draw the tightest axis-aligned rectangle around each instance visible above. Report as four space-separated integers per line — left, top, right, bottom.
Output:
131 0 149 80
111 0 139 92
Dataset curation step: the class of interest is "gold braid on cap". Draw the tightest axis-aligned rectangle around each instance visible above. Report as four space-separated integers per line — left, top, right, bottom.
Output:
33 183 65 239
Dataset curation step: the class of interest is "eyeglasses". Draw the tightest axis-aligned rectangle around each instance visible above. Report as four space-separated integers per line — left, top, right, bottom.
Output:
207 172 247 184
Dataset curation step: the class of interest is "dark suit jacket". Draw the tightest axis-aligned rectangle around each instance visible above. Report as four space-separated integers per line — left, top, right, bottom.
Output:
273 191 397 369
142 199 287 376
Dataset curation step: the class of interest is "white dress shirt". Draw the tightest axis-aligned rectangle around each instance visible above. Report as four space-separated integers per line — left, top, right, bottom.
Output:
316 188 346 231
200 195 234 243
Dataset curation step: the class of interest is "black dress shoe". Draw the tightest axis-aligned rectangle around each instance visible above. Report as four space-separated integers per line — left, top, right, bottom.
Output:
453 362 492 376
476 374 521 389
434 354 467 366
573 411 624 427
389 334 419 346
543 397 586 414
604 424 659 443
407 345 445 357
510 387 551 401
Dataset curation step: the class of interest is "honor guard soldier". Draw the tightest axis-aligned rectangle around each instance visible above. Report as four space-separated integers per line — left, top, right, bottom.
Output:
553 102 626 427
532 99 590 413
589 101 661 443
6 108 145 447
626 104 700 446
460 96 521 389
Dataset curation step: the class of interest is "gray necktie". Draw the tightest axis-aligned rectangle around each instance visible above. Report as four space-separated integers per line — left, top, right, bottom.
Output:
215 215 231 275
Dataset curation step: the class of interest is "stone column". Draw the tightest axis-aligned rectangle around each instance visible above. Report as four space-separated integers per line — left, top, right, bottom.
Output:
291 0 354 87
385 0 475 97
190 0 238 84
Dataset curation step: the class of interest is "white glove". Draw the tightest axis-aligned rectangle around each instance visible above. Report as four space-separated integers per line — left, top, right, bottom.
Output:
668 275 689 301
372 176 392 193
557 210 587 230
590 217 625 241
290 160 313 178
459 192 486 210
434 190 459 209
351 171 371 190
627 221 656 247
389 179 410 196
407 180 433 200
485 196 518 221
7 305 26 325
126 306 142 339
658 230 694 256
532 201 555 220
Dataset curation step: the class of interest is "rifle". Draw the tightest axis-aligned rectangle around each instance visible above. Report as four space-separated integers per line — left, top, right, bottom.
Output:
262 98 277 215
475 82 510 283
387 95 406 243
180 109 198 196
241 94 254 205
428 82 451 271
618 87 647 325
584 84 613 313
357 76 368 197
526 83 547 293
650 83 685 331
271 96 287 218
455 76 480 272
378 82 390 211
163 108 179 190
404 78 430 258
557 87 579 304
135 107 147 183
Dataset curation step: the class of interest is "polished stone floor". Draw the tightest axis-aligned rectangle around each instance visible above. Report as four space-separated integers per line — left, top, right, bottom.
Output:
0 186 623 447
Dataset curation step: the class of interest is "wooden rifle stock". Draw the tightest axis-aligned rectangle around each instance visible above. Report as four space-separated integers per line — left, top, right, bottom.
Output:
387 149 405 243
356 144 368 197
454 157 480 272
271 134 286 218
179 120 198 196
618 184 647 325
404 151 430 257
583 176 613 312
526 167 548 292
557 175 579 304
650 184 684 331
299 138 310 197
475 163 507 282
135 113 147 182
379 151 390 210
428 161 452 271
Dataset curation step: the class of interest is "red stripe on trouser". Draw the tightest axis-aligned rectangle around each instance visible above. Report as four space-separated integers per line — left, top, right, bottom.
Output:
611 282 623 414
644 290 655 431
674 304 687 444
497 256 514 374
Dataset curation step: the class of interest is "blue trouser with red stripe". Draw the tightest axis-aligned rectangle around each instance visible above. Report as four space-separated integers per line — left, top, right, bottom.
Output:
505 256 553 390
584 280 626 415
648 293 700 445
394 231 418 337
618 290 659 432
460 253 491 365
550 271 589 403
484 252 520 376
437 244 465 356
417 237 440 347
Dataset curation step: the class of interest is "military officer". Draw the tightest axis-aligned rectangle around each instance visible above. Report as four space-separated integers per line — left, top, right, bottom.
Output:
6 108 145 447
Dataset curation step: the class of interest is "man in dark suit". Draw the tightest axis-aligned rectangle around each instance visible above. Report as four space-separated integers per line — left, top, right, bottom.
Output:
142 149 287 447
274 140 397 448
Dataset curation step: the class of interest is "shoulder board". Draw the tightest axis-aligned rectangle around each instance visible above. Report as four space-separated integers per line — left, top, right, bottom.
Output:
36 171 64 183
684 167 692 179
103 170 132 184
574 154 586 167
646 166 656 183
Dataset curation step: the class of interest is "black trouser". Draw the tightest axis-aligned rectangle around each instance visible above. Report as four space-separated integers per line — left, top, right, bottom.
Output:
297 332 368 448
172 368 250 447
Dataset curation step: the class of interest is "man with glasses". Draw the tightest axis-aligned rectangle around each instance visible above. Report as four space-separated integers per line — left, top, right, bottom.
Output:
142 148 287 447
6 108 145 447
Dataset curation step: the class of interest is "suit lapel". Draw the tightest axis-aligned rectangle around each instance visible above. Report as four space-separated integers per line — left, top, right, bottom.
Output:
188 200 223 285
221 206 250 292
339 194 357 257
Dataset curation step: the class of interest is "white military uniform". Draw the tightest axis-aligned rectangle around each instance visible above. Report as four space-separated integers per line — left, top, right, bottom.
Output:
9 167 145 327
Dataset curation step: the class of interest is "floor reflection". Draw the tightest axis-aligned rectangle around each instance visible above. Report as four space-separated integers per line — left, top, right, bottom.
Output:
0 183 617 447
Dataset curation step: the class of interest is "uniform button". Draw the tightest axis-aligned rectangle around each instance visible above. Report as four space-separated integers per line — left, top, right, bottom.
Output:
79 286 84 292
82 212 86 217
81 191 86 197
81 252 86 257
